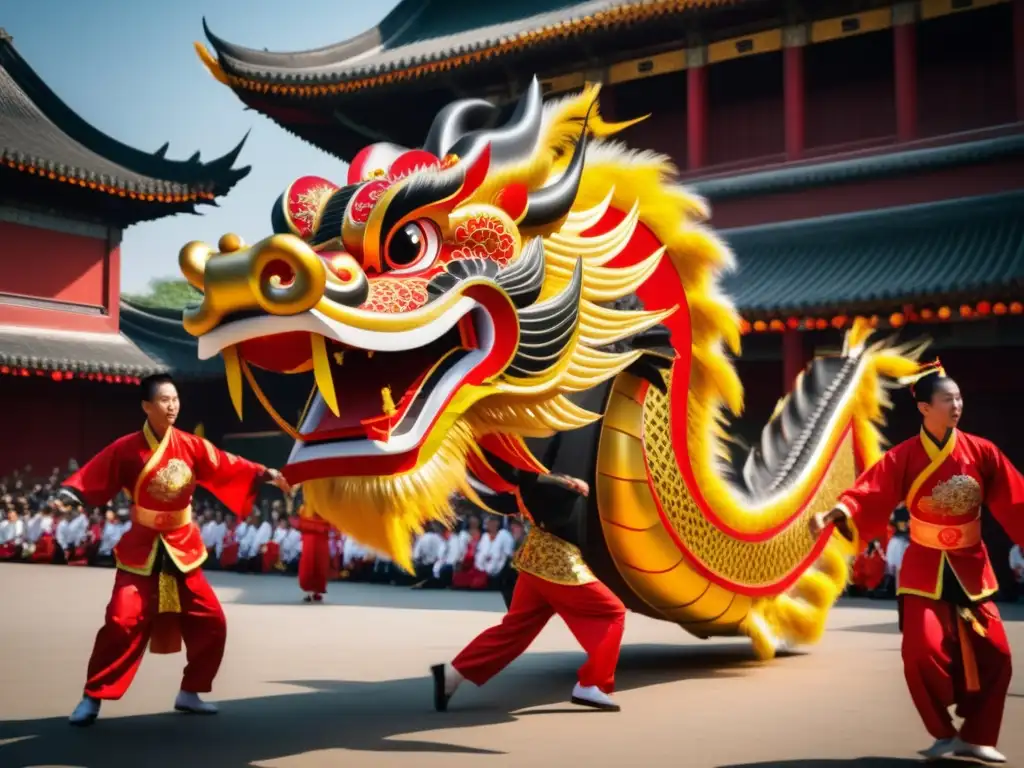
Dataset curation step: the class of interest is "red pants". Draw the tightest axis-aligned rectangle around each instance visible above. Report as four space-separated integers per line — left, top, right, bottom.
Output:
84 568 227 700
299 533 330 594
902 595 1013 746
452 572 626 692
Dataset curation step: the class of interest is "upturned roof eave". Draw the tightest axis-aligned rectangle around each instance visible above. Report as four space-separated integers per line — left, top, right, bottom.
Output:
201 0 747 92
0 33 251 205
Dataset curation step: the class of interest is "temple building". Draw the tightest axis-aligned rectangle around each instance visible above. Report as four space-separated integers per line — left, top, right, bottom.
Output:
196 0 1024 460
0 29 250 474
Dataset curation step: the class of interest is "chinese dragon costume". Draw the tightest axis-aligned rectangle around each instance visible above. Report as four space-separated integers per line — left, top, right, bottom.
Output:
179 79 927 659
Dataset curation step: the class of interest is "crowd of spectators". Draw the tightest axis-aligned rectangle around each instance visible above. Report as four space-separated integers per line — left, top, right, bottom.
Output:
0 463 529 596
4 464 1021 601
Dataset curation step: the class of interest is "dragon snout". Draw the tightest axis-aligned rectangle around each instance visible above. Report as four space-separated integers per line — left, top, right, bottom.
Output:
180 233 328 336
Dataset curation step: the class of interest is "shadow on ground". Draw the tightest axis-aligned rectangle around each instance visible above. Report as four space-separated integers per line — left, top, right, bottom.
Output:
214 572 508 613
0 643 758 768
719 760 962 768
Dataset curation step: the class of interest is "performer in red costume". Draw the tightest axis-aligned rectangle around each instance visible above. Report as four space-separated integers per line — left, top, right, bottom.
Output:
296 501 331 602
433 472 626 713
811 361 1024 764
63 374 290 726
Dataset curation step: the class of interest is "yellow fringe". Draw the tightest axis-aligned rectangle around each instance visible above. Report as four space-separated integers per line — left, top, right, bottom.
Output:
158 572 181 614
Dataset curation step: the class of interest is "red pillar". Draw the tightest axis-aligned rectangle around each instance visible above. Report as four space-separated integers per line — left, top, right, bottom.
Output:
782 330 811 390
1015 0 1024 123
784 44 806 161
893 13 918 142
687 55 708 170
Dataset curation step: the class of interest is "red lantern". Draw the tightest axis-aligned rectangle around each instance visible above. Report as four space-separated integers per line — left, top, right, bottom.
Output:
19 368 29 377
976 301 991 316
959 305 973 318
815 318 827 330
937 306 952 320
1010 302 1023 315
994 302 1008 316
753 320 767 332
739 319 752 335
50 371 61 381
786 317 799 330
769 319 785 332
920 308 934 321
831 315 847 329
114 375 123 384
0 366 8 375
889 312 905 328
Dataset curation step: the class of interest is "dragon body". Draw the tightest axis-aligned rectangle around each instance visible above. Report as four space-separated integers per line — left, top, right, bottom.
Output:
181 81 924 658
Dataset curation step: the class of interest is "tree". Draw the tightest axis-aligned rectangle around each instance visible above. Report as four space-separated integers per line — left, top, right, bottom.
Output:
123 278 201 310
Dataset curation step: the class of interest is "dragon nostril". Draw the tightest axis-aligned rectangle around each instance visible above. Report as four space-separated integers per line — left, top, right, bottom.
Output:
261 258 296 289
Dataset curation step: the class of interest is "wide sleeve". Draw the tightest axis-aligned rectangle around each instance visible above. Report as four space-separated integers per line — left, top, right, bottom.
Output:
61 440 125 509
981 440 1024 547
191 437 268 519
835 446 907 547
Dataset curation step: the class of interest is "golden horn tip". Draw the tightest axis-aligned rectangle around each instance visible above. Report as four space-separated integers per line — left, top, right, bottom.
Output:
194 42 230 85
218 233 245 253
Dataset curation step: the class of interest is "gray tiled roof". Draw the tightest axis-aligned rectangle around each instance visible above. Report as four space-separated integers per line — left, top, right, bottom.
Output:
119 301 224 380
0 31 250 201
0 323 165 377
722 191 1024 316
205 0 738 85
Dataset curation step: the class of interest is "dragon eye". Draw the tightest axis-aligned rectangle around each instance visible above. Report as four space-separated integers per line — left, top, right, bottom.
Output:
385 220 440 274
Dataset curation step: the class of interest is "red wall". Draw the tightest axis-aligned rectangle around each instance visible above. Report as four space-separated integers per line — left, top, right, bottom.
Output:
917 4 1017 138
0 218 119 333
605 4 1020 179
0 377 141 475
707 52 786 169
804 30 896 156
613 72 688 163
0 377 232 477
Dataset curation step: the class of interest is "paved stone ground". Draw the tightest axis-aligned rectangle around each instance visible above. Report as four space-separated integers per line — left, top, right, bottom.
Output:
0 563 1021 768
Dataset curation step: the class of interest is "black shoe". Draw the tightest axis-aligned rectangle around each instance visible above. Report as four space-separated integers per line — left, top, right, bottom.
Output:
431 664 451 712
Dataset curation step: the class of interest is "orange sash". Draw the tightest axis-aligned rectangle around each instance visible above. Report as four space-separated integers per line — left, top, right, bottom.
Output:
909 516 981 550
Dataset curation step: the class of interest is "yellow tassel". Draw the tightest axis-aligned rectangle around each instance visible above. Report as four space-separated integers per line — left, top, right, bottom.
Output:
381 386 396 416
158 572 181 614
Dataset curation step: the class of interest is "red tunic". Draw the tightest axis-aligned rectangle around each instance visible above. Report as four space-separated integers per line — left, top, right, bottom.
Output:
64 423 267 576
838 428 1024 600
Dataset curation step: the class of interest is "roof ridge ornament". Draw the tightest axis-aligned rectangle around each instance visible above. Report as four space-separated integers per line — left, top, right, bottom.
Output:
0 28 12 44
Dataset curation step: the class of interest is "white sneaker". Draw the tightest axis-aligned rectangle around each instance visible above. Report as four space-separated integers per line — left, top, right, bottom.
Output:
68 695 101 726
918 737 959 760
173 690 218 715
570 683 620 712
954 739 1007 764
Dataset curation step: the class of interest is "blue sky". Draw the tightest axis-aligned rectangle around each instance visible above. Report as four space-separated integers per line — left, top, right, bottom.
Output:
6 0 402 292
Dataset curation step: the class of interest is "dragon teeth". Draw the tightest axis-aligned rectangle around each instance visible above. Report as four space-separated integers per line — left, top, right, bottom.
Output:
222 345 244 421
311 335 341 418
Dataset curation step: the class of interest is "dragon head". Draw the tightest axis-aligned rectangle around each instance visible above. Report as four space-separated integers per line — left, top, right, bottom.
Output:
180 80 731 566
